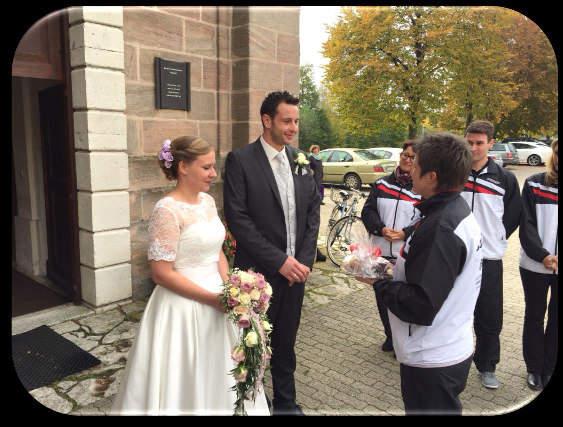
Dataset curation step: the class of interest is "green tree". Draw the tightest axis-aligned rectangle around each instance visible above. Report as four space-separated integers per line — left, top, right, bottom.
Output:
495 12 558 138
298 65 335 149
323 6 455 139
322 6 557 140
437 7 518 133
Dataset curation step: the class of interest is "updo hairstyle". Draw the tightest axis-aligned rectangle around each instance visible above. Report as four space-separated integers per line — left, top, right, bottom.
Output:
158 136 212 181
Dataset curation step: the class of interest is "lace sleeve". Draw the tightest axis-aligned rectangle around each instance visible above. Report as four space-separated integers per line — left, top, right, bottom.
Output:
147 204 181 262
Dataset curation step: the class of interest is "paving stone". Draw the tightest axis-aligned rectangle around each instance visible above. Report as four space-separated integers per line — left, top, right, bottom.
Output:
29 387 74 414
78 310 125 335
51 320 81 335
101 320 139 344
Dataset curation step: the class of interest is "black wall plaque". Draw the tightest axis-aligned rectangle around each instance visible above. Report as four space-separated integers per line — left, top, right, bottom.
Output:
155 58 190 111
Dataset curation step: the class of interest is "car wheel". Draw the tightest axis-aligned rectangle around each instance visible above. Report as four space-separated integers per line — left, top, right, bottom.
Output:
344 173 361 190
527 154 542 166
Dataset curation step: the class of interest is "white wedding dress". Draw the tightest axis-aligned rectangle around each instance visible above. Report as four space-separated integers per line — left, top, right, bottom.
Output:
111 193 270 415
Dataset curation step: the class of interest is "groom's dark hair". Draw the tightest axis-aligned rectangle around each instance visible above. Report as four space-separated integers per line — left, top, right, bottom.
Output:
260 91 299 127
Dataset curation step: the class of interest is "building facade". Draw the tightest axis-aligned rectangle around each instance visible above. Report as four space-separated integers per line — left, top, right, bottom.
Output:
12 6 300 315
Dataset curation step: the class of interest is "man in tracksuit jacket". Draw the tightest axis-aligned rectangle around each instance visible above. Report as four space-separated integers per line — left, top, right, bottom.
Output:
362 133 483 415
462 120 522 390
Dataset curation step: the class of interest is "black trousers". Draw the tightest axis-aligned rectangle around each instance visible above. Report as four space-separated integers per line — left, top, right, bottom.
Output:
372 283 392 340
400 356 472 416
473 259 503 373
266 276 305 409
520 268 559 376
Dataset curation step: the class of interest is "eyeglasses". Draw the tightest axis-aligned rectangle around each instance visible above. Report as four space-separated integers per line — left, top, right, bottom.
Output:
400 153 415 161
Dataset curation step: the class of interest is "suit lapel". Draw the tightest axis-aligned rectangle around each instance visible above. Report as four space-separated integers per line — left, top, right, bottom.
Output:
253 140 283 210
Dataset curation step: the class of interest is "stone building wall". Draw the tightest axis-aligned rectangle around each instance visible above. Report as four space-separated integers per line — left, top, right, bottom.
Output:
123 6 299 299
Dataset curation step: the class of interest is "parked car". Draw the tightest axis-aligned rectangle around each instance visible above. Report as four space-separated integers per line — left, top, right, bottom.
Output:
367 147 403 163
488 154 504 168
508 141 553 166
488 143 520 167
318 148 397 189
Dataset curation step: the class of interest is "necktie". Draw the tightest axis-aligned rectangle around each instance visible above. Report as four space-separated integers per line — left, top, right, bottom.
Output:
275 152 293 255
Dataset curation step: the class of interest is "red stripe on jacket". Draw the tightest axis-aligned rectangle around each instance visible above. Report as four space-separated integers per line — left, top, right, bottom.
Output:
464 181 496 195
532 188 558 202
377 184 419 203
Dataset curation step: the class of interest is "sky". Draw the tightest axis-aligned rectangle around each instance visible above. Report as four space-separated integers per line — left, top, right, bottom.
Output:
299 6 343 86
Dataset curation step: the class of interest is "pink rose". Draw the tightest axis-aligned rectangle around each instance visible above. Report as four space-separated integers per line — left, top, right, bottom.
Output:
256 279 266 289
231 346 246 363
241 282 253 293
234 366 248 383
230 275 241 286
237 315 251 329
259 292 271 303
227 297 239 307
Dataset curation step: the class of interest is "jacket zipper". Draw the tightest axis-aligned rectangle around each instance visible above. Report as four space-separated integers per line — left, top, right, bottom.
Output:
471 171 478 211
391 186 402 255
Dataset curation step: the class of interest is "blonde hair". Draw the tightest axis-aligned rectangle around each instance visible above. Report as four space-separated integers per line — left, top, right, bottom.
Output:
158 136 212 181
545 139 558 186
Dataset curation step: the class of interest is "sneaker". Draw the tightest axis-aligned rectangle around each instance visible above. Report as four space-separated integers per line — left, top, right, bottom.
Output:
480 371 500 389
381 337 394 352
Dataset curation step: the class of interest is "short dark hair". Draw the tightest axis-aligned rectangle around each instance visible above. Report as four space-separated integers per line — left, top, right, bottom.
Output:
413 132 472 192
260 91 299 126
465 120 494 140
402 139 417 151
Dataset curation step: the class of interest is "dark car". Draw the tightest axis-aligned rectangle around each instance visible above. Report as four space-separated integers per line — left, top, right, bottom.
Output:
489 143 519 166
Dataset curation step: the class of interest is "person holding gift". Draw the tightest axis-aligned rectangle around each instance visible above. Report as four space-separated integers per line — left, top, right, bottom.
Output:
358 133 483 415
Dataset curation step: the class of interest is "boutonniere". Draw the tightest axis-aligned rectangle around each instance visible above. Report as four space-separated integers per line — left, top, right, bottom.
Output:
293 152 311 176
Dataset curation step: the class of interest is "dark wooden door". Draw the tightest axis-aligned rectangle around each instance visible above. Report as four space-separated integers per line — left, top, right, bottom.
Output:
38 84 76 298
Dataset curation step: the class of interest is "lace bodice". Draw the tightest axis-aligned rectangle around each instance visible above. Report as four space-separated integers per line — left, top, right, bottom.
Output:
147 193 226 268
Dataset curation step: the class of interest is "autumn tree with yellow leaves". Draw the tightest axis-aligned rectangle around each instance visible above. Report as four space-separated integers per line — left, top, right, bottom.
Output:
323 6 557 141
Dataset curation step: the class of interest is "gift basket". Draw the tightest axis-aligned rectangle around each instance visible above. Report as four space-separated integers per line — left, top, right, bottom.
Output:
340 228 394 280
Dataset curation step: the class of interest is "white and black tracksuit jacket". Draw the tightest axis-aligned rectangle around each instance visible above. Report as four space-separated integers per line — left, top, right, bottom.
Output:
374 192 483 368
361 173 422 258
519 173 558 274
460 158 521 260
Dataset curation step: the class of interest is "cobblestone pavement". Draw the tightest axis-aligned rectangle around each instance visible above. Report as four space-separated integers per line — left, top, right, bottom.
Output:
16 165 552 415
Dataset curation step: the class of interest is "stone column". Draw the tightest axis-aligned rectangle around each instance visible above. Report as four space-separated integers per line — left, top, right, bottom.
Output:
231 6 300 150
68 6 132 307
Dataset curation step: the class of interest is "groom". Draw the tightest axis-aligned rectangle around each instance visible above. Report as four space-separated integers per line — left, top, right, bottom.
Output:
223 91 321 415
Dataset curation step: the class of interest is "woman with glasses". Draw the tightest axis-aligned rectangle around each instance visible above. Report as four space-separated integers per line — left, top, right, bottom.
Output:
519 139 558 391
361 140 421 353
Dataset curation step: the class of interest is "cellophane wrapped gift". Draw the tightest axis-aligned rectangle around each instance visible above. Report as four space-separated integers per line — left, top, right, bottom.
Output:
340 229 394 280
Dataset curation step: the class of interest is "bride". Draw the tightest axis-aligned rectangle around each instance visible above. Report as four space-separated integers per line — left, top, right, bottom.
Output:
111 136 270 415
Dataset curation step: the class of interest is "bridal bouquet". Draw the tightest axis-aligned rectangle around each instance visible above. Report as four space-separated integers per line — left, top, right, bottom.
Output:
221 268 273 416
341 233 394 280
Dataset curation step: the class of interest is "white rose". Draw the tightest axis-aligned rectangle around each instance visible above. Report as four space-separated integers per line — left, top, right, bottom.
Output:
264 284 273 296
244 331 259 347
250 289 261 301
239 293 251 305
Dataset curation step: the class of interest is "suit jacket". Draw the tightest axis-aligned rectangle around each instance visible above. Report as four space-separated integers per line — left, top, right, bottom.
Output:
223 138 321 280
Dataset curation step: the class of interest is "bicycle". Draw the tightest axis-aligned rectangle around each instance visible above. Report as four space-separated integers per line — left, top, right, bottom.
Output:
326 188 368 267
328 187 355 228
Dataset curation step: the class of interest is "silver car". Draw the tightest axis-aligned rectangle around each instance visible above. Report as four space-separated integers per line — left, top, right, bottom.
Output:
488 143 519 167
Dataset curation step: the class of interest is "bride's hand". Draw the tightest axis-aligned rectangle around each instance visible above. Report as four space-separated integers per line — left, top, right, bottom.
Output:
209 293 226 313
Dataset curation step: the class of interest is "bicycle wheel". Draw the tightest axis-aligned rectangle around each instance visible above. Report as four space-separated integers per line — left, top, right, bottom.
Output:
326 215 366 267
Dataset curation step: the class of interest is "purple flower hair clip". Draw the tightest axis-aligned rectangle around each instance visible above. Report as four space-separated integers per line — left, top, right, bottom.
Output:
158 139 174 168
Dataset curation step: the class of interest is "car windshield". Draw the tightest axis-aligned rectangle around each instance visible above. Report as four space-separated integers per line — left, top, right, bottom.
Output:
492 143 505 151
355 150 379 160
